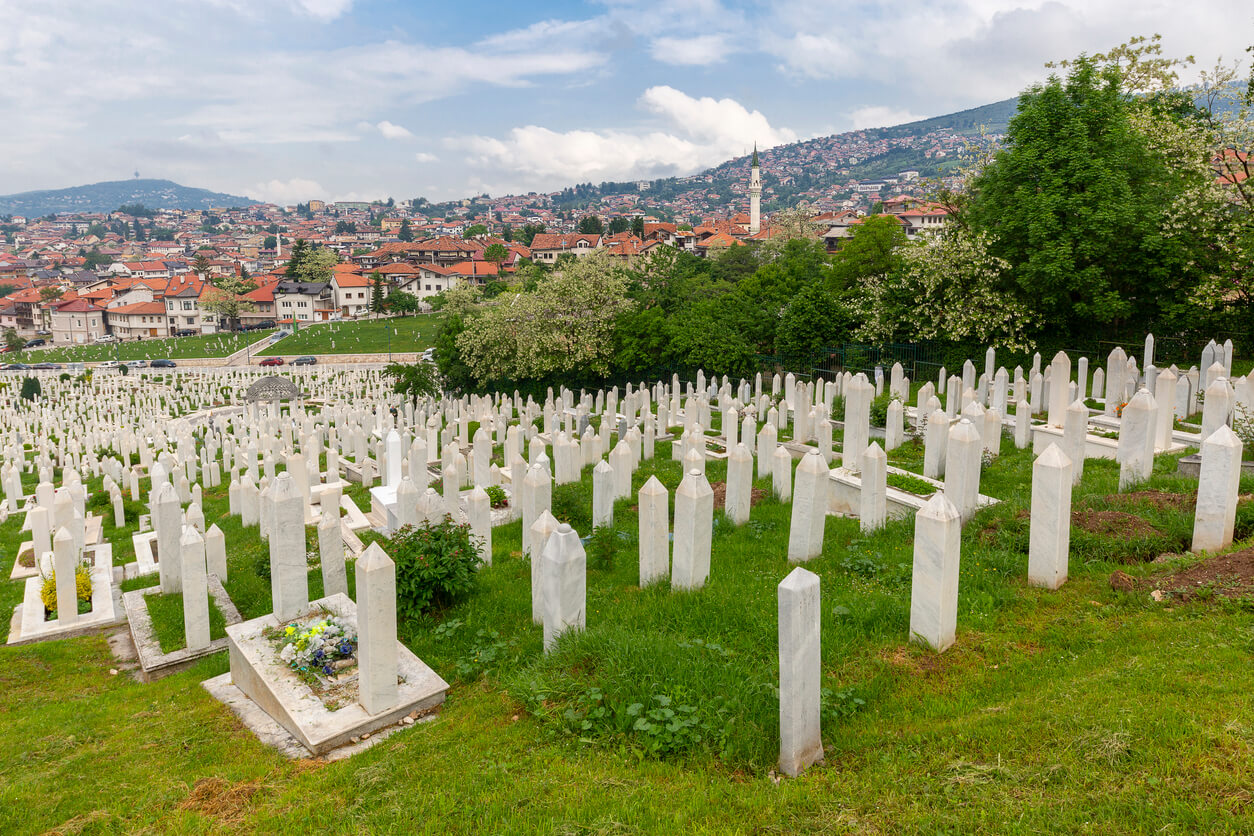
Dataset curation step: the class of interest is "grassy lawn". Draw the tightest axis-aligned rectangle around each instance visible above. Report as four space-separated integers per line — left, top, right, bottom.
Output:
1 403 1253 832
20 330 275 364
257 315 443 356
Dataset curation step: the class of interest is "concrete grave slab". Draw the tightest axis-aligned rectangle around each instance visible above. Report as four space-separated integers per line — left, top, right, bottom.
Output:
219 593 448 756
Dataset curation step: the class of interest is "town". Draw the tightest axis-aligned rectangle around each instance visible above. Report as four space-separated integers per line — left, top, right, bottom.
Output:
0 147 951 347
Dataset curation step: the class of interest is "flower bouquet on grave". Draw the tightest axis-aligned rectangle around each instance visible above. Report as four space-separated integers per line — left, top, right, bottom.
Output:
266 611 358 690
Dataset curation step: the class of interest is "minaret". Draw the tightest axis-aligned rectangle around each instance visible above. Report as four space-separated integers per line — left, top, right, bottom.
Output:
749 143 761 234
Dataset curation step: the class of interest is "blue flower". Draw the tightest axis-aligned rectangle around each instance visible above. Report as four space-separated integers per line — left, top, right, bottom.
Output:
322 665 333 675
314 649 324 660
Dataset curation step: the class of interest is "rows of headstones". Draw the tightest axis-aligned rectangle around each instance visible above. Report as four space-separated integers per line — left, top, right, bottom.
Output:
2 334 1251 772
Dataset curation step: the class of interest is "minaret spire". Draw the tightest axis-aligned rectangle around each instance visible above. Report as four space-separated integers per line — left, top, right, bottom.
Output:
749 142 762 235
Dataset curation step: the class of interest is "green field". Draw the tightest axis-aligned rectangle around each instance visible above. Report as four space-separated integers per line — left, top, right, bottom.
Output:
257 315 442 356
18 330 275 364
1 407 1253 833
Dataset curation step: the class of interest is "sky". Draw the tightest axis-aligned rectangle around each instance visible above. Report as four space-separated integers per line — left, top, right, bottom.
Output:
1 0 1251 206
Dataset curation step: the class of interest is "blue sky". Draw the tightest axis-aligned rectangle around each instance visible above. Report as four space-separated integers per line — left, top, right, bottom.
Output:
1 0 1250 205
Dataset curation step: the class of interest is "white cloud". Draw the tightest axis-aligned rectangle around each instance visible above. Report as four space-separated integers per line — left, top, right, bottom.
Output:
252 178 326 204
377 121 413 140
456 86 796 188
414 152 439 163
290 0 354 21
849 106 925 130
650 34 732 65
763 0 1254 104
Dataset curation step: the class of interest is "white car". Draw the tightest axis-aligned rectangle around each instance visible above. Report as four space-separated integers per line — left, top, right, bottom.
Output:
92 334 118 344
98 360 120 369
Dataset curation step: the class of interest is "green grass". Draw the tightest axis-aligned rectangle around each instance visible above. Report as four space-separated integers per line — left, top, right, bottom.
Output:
2 418 1254 833
23 330 275 364
257 315 443 356
142 590 229 653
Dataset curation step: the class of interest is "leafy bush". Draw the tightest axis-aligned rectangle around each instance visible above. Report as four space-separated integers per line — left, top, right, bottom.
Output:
390 519 482 619
59 372 72 382
20 376 40 401
868 392 891 428
484 485 508 508
40 562 92 613
118 364 129 376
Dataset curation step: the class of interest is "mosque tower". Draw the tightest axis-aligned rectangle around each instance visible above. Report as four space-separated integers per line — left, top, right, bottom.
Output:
749 143 761 234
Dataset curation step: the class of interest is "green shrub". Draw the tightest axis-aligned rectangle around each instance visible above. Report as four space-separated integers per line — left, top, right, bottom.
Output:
20 376 40 401
118 364 129 376
390 519 481 619
868 392 891 428
484 485 508 508
59 372 72 382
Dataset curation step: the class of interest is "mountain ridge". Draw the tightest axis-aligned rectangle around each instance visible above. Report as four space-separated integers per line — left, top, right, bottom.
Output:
0 178 256 217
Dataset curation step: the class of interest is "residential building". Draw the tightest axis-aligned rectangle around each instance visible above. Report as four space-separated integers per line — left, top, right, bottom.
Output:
49 298 106 345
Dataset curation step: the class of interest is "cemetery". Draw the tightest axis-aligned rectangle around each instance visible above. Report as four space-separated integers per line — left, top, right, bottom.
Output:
0 338 1252 832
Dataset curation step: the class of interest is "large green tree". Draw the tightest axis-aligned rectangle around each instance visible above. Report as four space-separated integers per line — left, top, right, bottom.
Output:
963 54 1204 339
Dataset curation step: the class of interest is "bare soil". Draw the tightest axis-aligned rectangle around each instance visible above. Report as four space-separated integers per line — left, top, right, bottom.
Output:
1110 547 1254 603
1091 490 1195 513
1071 510 1161 538
1160 547 1254 602
709 481 769 509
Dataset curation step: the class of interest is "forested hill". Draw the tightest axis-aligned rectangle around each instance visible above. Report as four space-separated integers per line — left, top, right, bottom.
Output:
0 179 256 217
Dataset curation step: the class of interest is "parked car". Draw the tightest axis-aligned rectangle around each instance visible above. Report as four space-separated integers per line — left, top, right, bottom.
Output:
150 359 177 368
98 360 121 369
3 363 30 370
292 356 317 366
24 338 46 348
127 360 148 369
259 357 285 367
421 347 436 362
173 329 197 337
0 345 15 353
92 334 117 344
30 363 61 370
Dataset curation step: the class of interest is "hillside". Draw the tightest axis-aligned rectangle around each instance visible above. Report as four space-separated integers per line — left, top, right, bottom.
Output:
0 178 256 217
538 96 1021 214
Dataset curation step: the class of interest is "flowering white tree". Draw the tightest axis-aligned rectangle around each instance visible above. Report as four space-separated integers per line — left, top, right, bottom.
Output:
855 226 1033 351
456 250 634 382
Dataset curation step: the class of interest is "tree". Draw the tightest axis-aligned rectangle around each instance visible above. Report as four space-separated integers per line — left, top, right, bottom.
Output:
191 252 211 278
263 235 277 250
854 225 1032 350
370 271 387 318
630 217 645 238
607 217 629 235
288 248 338 283
334 221 356 235
20 376 41 401
133 219 145 241
482 243 508 275
200 272 259 331
385 289 420 317
430 284 481 317
83 249 112 270
286 238 310 274
398 219 414 242
829 214 907 289
456 251 632 384
0 283 18 299
3 327 23 353
462 223 488 239
963 50 1205 339
39 286 63 304
384 360 440 404
577 215 604 235
516 224 545 246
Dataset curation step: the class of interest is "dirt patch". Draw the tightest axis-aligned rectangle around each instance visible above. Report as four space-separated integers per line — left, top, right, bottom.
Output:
1159 547 1254 602
1071 510 1161 538
882 646 943 676
708 481 769 509
179 776 267 826
1092 490 1196 512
